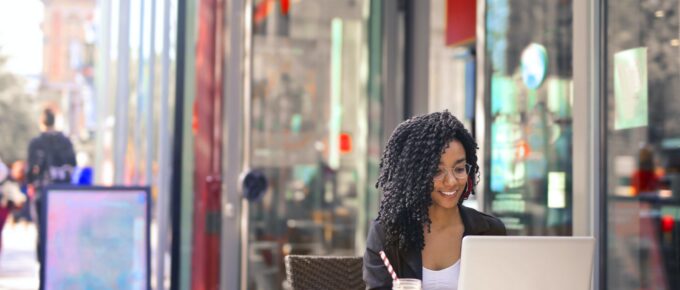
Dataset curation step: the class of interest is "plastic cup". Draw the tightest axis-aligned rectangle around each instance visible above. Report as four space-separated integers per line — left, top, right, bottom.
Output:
392 278 422 290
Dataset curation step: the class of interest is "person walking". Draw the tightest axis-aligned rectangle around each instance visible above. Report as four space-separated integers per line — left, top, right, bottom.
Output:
25 108 76 266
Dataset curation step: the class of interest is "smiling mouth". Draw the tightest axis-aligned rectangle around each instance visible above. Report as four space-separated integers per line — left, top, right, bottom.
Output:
440 191 457 196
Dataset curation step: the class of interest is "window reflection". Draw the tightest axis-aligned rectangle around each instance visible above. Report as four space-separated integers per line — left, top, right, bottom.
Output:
484 0 573 236
247 1 375 289
606 0 680 289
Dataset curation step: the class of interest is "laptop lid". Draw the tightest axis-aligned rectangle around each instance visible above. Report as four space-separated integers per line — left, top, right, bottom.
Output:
458 236 595 290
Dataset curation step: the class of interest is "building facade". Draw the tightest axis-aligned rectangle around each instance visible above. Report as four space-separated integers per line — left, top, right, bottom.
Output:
86 0 680 289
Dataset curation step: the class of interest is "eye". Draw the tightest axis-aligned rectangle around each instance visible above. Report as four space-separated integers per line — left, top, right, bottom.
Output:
454 166 467 175
434 168 445 176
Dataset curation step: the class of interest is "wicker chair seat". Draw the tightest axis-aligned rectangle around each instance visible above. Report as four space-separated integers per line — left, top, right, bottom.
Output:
285 255 365 290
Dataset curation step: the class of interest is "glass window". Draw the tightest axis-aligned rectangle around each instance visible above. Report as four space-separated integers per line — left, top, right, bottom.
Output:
245 1 380 289
604 1 680 289
484 0 573 235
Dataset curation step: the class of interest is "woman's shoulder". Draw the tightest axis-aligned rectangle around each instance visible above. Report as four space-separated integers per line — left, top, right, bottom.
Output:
366 219 389 251
460 205 507 235
368 219 386 237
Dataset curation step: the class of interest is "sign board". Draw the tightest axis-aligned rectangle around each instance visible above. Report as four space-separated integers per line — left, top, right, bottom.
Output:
446 0 476 46
614 47 648 130
40 186 150 290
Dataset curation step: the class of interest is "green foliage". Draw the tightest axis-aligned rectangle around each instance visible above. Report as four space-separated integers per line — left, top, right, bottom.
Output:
0 54 39 163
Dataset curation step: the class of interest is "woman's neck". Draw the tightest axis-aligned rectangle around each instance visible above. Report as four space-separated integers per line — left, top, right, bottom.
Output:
428 204 462 230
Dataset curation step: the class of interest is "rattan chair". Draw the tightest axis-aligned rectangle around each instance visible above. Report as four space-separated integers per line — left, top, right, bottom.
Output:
285 255 365 290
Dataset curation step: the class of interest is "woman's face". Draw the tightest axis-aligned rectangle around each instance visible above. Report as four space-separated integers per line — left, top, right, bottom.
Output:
430 140 469 210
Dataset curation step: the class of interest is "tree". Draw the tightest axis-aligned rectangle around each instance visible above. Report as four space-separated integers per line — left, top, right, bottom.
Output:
0 53 39 163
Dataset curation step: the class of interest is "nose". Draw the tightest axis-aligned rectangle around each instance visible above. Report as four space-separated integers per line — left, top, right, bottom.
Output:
443 173 457 187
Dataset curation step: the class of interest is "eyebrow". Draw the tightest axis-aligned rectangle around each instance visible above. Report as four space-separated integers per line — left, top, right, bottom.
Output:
439 158 466 166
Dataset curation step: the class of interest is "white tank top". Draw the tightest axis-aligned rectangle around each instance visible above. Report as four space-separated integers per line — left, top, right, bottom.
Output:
422 260 460 290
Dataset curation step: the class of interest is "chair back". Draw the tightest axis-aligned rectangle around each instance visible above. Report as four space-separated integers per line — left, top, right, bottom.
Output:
285 255 365 290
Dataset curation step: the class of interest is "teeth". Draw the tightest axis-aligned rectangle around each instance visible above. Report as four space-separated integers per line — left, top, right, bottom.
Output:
441 191 457 196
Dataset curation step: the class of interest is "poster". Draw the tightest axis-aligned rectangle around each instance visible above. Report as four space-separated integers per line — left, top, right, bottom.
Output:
42 186 150 290
614 47 648 130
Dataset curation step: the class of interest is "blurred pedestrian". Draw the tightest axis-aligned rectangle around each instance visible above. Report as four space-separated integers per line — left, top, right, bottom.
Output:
0 157 27 255
631 144 659 195
26 108 76 266
9 160 31 224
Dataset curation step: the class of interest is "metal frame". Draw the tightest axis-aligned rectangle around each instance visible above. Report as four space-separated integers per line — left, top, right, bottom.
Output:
475 0 488 209
597 1 608 289
176 0 199 288
114 0 131 184
95 0 112 185
220 0 247 289
573 1 603 289
170 0 189 288
381 0 406 141
191 0 226 287
239 0 253 289
155 0 172 288
134 0 147 185
403 0 430 118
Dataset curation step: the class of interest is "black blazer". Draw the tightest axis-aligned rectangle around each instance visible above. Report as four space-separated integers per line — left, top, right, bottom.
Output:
363 205 506 290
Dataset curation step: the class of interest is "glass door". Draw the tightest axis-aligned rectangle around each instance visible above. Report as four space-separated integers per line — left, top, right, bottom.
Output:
603 1 680 289
243 1 377 289
484 0 574 235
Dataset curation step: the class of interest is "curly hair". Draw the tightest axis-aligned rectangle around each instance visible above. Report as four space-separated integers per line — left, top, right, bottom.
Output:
376 110 479 252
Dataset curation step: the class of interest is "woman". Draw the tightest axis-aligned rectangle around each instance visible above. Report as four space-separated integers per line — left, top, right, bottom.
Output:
363 111 506 290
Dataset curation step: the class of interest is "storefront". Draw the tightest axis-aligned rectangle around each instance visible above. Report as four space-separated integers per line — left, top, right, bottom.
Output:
483 0 680 289
166 0 680 290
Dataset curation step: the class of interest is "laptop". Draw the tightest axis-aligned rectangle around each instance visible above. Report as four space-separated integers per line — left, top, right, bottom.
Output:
458 236 595 290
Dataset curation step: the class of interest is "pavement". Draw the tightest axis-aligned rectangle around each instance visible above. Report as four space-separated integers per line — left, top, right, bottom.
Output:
0 222 39 290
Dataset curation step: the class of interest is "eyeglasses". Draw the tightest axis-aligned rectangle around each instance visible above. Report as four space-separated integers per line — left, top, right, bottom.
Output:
433 164 472 181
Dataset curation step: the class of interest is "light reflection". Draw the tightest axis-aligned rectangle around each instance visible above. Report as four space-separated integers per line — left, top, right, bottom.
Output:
659 189 672 198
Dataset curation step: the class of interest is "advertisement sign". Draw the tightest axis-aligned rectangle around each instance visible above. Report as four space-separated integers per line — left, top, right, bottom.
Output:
40 186 150 290
614 47 648 130
446 0 476 46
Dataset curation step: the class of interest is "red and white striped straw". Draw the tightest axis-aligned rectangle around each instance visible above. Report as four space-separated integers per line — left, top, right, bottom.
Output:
379 250 399 282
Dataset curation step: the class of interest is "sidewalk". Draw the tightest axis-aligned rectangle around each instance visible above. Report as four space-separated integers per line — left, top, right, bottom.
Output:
0 222 39 290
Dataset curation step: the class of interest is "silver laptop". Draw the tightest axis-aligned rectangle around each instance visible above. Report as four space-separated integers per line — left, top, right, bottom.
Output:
458 236 595 290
